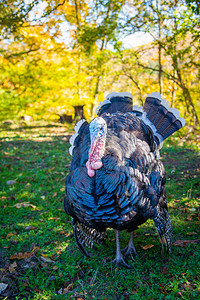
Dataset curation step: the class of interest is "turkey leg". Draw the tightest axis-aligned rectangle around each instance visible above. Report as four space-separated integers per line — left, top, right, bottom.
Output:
112 230 132 269
122 231 138 259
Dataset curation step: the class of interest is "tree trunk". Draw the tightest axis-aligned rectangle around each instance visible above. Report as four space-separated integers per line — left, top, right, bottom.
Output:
173 57 199 126
74 105 85 120
157 0 162 94
91 39 105 119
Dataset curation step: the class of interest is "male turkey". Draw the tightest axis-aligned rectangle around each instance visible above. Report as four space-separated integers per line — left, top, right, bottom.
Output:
64 92 185 268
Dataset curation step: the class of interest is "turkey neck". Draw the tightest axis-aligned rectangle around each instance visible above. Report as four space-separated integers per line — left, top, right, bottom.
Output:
86 137 106 177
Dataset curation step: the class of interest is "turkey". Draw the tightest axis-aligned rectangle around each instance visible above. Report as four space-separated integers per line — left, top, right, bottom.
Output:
64 92 185 268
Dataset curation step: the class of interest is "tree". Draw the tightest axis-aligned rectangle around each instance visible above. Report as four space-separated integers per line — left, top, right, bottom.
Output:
121 0 199 127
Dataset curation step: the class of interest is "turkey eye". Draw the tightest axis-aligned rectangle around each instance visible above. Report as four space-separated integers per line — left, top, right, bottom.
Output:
100 126 103 130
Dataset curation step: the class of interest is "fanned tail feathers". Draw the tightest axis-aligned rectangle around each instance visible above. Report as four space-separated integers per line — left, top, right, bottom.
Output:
132 92 186 147
97 92 133 116
97 92 185 148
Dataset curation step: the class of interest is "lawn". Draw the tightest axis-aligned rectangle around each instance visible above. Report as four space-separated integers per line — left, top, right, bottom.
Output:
0 121 199 300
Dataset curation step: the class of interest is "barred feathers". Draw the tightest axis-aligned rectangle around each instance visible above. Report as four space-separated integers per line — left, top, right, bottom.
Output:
74 221 106 249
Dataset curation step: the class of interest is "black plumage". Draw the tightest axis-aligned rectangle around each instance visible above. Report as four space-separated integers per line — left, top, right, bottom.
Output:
64 92 185 268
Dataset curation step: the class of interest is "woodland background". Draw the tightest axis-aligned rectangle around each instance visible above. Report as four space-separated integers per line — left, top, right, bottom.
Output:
0 1 200 299
0 0 199 130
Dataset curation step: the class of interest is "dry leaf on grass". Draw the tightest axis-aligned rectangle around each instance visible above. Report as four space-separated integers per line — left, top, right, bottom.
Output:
58 230 65 235
6 232 17 238
9 261 17 273
173 239 200 247
186 232 197 236
12 202 38 210
31 246 40 253
0 283 8 294
10 252 34 260
24 226 37 231
40 256 55 263
63 283 74 294
140 244 154 250
6 180 17 185
10 246 40 260
58 283 74 295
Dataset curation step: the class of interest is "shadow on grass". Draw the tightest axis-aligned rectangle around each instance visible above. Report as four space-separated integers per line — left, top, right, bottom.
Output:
0 135 200 299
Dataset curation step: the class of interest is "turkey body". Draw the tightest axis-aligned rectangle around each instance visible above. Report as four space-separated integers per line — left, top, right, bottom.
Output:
64 92 185 268
66 112 165 231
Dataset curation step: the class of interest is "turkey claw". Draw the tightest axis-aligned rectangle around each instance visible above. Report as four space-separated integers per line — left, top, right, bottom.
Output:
122 246 138 259
112 256 132 269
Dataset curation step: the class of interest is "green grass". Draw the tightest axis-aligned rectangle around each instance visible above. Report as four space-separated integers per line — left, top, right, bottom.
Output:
0 122 199 300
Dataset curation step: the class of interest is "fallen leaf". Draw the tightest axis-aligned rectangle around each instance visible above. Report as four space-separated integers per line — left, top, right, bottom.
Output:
40 256 55 263
140 244 154 250
49 217 60 221
31 246 40 253
4 155 21 160
10 251 34 260
59 230 65 235
6 180 17 185
52 266 58 271
57 283 74 295
24 226 37 231
63 283 74 294
0 283 8 294
186 232 197 236
6 232 17 238
60 187 65 192
53 192 57 197
12 202 38 210
173 239 200 247
9 261 17 273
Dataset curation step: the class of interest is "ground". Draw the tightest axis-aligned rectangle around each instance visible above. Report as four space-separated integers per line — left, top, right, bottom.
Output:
0 121 199 300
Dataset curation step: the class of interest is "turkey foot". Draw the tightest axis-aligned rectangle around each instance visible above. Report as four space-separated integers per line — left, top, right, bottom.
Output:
112 253 132 269
112 230 132 269
122 232 138 259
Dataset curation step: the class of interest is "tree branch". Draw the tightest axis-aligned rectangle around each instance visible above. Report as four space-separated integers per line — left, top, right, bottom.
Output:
4 47 40 59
